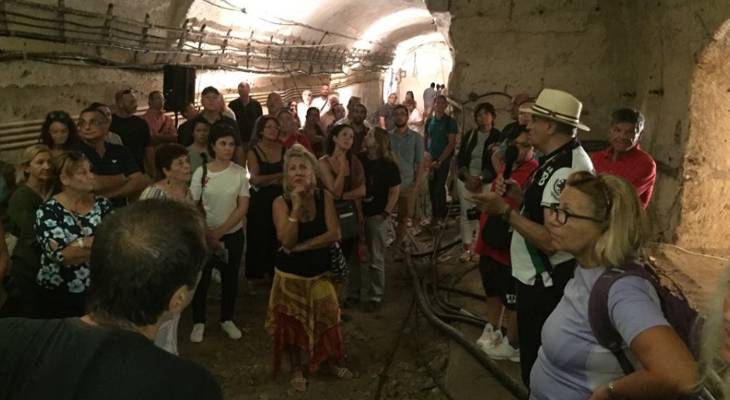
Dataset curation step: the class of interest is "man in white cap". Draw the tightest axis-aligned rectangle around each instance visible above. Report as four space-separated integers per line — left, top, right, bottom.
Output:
470 88 594 386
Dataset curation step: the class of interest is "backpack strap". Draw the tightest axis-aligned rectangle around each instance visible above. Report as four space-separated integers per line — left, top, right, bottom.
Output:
588 261 650 375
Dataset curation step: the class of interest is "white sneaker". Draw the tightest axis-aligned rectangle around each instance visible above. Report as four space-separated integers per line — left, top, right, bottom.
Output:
477 324 503 350
190 323 205 343
220 320 242 340
484 339 520 362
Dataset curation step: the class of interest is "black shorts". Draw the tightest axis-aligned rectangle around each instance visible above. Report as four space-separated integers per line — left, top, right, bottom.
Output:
478 255 517 311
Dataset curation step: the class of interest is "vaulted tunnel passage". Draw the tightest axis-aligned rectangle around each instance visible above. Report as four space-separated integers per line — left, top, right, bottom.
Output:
3 1 730 399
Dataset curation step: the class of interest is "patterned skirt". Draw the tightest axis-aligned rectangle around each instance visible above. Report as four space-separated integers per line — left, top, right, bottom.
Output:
265 269 345 375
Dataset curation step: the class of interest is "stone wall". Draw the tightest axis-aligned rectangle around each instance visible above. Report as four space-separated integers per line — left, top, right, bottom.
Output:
629 1 730 254
436 0 730 255
0 61 381 162
439 0 635 136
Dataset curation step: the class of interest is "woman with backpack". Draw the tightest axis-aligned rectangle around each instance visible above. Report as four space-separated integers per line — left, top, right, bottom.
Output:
474 171 697 399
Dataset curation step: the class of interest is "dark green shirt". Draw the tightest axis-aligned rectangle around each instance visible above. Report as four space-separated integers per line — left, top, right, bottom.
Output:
426 114 458 159
7 185 43 286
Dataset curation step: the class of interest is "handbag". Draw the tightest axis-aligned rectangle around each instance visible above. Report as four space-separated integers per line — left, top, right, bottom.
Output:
329 242 349 283
335 200 358 241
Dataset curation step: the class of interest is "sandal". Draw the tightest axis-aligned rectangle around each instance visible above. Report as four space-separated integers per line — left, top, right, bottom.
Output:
330 365 354 380
290 376 307 392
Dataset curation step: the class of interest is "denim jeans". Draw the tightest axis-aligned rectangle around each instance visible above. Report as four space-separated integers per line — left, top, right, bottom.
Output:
348 215 387 302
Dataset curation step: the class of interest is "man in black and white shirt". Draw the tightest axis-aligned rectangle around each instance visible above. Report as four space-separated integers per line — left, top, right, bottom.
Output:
471 88 594 386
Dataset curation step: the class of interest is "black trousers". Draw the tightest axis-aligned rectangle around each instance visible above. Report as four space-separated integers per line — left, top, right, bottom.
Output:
192 229 245 323
515 262 575 387
428 156 452 219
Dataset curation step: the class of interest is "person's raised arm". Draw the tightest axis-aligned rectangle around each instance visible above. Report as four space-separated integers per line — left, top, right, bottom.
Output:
292 191 340 252
318 158 345 198
342 156 365 200
273 194 299 249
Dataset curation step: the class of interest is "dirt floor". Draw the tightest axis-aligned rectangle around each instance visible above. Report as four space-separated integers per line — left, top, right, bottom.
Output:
177 222 522 400
174 221 730 400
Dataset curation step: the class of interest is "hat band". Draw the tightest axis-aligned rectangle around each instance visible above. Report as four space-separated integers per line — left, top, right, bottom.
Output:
532 103 580 123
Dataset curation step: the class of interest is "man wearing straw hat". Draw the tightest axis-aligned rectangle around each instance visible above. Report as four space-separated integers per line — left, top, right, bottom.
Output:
470 88 594 386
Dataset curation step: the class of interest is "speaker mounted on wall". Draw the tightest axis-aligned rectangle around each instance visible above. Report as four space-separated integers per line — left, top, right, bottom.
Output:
163 65 196 113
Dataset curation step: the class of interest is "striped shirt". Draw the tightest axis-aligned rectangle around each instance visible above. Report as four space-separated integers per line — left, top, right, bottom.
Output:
510 139 594 286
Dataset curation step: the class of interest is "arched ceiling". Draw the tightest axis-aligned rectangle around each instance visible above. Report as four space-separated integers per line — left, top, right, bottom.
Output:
0 0 450 74
184 0 446 65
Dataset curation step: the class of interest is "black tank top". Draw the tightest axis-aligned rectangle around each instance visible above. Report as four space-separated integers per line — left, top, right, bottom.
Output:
275 190 330 277
253 145 284 176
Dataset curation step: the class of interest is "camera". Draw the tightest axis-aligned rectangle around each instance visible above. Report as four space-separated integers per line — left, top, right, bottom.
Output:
466 207 481 220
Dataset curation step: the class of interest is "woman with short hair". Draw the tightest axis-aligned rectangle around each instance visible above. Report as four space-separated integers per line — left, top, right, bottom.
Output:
34 151 112 318
3 145 54 317
138 143 193 355
140 143 193 202
455 102 503 262
267 144 352 392
39 111 80 158
491 172 698 399
189 124 250 343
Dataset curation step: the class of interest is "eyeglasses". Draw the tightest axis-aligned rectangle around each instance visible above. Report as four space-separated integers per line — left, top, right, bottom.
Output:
77 118 105 128
569 174 613 220
547 203 605 225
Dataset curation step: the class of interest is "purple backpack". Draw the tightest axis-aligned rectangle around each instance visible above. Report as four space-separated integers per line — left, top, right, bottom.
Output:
587 259 701 374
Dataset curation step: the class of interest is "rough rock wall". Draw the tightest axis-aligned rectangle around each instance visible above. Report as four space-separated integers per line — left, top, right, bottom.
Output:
441 0 635 136
629 1 730 254
438 0 730 254
0 62 381 163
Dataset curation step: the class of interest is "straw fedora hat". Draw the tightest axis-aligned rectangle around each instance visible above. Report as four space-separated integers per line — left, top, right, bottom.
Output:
519 88 590 131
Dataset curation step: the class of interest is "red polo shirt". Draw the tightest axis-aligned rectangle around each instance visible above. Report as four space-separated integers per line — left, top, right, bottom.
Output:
474 158 539 265
590 145 656 208
281 131 313 152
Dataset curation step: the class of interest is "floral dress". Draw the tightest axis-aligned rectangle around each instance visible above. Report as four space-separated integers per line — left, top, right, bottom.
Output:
34 196 112 293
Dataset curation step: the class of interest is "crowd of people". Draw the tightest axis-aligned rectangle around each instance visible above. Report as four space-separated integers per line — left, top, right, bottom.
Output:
0 78 727 400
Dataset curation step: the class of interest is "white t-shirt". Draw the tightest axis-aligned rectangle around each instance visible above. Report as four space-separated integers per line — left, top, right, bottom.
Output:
190 162 250 233
407 108 424 134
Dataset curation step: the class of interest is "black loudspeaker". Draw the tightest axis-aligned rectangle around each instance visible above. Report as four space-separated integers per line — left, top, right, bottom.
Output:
163 65 196 112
